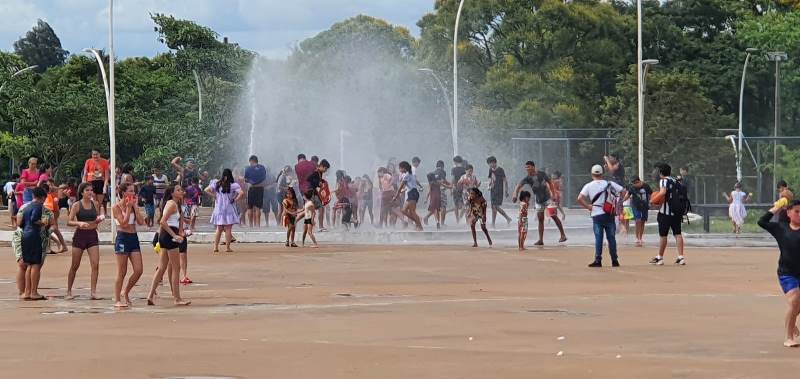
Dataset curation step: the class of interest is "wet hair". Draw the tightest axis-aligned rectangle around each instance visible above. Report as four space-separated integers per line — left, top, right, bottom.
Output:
249 155 258 163
453 155 463 164
32 186 48 199
468 187 483 198
399 161 412 172
297 154 306 161
162 184 183 212
336 170 345 182
486 156 497 164
525 161 535 167
519 190 532 202
734 181 742 190
38 183 49 194
286 187 297 201
552 170 562 178
412 157 421 164
304 189 315 200
466 164 474 171
344 175 352 184
377 167 386 174
778 180 789 188
427 172 436 182
217 168 234 194
319 159 330 169
117 182 130 198
436 160 444 168
656 163 672 177
311 156 319 164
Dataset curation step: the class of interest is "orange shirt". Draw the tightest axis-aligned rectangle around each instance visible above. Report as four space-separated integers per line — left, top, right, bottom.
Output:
84 158 109 183
44 193 56 212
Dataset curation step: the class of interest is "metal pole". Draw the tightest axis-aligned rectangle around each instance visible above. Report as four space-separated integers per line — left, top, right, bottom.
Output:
636 0 644 180
738 49 757 183
193 70 202 122
774 59 779 199
1 65 37 176
108 0 117 238
418 69 455 156
453 0 466 157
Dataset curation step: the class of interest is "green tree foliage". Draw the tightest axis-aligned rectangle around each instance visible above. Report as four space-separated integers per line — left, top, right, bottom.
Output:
12 19 68 73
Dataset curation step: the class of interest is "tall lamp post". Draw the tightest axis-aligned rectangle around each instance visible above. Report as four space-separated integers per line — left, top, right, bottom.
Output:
636 0 643 179
82 0 116 237
638 59 658 179
1 65 38 175
192 69 202 122
767 51 788 199
737 48 758 183
418 68 456 157
453 0 466 157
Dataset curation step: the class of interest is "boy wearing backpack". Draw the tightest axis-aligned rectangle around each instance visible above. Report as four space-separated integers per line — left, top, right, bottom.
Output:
649 163 686 266
578 165 624 268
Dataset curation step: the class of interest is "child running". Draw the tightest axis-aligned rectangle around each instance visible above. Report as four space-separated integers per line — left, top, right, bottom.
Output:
393 161 423 231
282 188 299 247
112 183 144 308
758 200 800 347
301 189 319 247
518 191 531 251
467 187 492 247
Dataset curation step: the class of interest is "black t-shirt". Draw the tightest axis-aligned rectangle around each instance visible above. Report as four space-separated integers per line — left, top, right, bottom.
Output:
452 166 466 192
519 172 550 203
759 211 800 277
138 184 156 205
182 169 198 187
434 168 447 183
628 183 652 211
308 171 322 192
489 167 506 192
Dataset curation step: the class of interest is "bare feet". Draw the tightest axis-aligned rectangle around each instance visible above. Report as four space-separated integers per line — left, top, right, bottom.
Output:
122 291 131 306
225 249 234 253
784 339 800 347
65 293 75 300
114 301 129 308
559 236 568 243
534 240 544 246
518 247 527 251
213 248 219 253
147 298 155 306
90 294 102 300
174 299 191 306
472 243 478 248
28 294 47 301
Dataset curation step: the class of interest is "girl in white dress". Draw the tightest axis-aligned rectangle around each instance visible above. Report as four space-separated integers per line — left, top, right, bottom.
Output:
724 182 751 234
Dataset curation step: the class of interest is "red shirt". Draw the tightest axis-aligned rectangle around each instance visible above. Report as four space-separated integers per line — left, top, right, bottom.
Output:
84 158 110 183
294 160 317 193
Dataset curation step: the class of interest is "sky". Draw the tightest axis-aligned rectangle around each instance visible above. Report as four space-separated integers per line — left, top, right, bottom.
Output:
0 0 436 59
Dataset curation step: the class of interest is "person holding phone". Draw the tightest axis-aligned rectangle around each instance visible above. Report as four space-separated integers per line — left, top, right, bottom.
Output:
66 183 104 300
146 184 190 306
112 183 144 308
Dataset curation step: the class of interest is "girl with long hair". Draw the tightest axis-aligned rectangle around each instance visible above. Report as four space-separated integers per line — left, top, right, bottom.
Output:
66 182 103 300
112 182 144 307
205 169 244 253
146 184 190 306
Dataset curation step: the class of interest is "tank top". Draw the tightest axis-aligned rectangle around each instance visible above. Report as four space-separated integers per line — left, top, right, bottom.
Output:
77 200 97 222
165 208 181 228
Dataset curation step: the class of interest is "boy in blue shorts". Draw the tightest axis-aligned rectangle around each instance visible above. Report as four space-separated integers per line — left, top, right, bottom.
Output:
138 176 156 228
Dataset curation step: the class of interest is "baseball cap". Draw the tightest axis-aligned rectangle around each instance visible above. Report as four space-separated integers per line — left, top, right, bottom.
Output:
591 165 603 175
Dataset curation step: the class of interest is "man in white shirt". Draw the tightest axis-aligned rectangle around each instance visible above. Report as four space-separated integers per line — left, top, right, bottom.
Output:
578 165 623 268
4 174 19 228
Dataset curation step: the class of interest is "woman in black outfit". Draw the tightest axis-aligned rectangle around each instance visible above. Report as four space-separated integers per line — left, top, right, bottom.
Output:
758 200 800 347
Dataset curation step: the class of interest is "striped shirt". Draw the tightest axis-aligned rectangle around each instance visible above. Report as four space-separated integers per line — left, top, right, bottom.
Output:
658 177 675 216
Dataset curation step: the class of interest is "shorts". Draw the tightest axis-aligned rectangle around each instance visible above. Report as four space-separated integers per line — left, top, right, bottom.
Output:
144 203 155 219
184 204 198 218
534 201 547 213
779 275 800 294
406 188 420 202
634 208 648 222
10 200 19 216
519 218 528 233
158 227 182 250
312 194 323 210
440 192 448 210
490 187 504 207
91 180 105 195
58 197 69 210
179 237 188 253
72 229 99 250
620 206 634 221
304 218 313 225
114 232 141 254
380 191 395 212
247 187 264 209
453 190 464 208
657 213 682 237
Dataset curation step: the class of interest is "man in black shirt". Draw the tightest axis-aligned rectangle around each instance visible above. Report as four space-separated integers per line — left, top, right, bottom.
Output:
307 159 331 232
758 200 800 347
512 161 567 246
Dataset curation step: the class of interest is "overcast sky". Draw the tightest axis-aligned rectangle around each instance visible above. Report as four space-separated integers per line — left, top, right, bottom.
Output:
0 0 436 59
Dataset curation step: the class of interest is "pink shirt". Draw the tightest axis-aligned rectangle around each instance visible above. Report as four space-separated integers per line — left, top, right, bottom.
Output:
20 169 40 188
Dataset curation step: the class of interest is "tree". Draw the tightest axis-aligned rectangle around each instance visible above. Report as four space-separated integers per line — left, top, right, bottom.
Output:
13 19 68 73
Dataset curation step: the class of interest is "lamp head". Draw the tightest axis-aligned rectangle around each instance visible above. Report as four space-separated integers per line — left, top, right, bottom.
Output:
745 48 759 54
642 59 660 65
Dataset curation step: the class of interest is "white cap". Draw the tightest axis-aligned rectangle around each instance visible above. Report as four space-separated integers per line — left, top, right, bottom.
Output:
591 165 603 175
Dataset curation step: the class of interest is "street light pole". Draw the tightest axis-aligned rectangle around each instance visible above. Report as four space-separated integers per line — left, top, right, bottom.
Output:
737 48 758 183
767 51 788 199
193 69 202 122
453 0 466 158
108 0 117 238
418 68 456 157
639 59 658 179
636 0 643 179
1 65 38 175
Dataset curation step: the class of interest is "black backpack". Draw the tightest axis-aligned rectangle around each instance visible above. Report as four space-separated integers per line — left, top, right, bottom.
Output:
668 179 691 218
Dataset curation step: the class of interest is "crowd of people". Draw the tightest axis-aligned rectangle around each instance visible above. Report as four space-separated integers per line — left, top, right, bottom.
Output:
3 149 800 347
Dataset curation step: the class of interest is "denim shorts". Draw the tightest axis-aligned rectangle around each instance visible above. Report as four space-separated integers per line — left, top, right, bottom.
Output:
114 232 141 254
144 203 155 218
779 275 800 294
